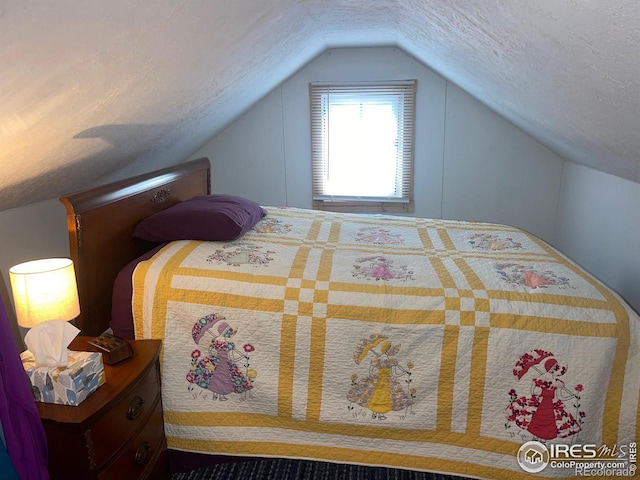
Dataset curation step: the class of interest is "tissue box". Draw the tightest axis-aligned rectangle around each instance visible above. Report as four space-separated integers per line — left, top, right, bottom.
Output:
20 350 106 406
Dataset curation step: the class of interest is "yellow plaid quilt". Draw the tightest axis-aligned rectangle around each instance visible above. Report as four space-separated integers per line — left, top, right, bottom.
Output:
132 207 639 479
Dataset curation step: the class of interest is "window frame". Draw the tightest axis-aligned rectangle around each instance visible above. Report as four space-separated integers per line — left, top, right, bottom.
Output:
309 80 417 213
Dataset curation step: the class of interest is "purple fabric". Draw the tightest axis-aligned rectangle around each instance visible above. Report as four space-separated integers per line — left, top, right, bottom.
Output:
132 194 267 243
0 296 49 479
111 244 166 339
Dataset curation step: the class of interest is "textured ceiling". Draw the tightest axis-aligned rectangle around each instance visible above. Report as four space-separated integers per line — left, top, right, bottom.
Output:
1 0 639 211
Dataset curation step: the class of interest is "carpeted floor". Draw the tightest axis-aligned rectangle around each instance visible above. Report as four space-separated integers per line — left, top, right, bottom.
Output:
171 458 477 480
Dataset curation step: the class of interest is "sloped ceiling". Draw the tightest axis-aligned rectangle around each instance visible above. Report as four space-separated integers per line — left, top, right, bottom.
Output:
2 1 639 212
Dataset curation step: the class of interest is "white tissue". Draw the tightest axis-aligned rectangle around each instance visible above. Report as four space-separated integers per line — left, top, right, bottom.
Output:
24 320 80 367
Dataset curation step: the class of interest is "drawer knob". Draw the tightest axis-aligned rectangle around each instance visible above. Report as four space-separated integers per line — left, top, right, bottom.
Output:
127 396 145 420
134 441 151 466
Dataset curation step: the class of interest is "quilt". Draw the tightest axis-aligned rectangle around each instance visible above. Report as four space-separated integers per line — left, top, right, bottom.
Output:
132 207 639 479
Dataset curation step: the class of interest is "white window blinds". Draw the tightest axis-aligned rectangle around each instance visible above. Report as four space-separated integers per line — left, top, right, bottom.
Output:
310 80 416 213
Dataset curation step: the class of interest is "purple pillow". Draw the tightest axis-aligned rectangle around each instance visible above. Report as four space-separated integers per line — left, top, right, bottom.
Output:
132 194 267 242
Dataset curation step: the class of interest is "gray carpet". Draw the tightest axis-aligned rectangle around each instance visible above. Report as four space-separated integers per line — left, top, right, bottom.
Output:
171 458 477 480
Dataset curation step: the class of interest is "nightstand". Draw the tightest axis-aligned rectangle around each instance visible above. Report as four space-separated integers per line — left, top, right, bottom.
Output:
36 337 169 480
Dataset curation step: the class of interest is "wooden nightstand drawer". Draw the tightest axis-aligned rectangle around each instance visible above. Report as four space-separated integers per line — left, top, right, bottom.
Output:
98 398 166 479
39 338 168 480
90 361 160 468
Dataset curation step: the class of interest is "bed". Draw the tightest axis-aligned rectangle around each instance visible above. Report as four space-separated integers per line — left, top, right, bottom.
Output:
60 157 640 480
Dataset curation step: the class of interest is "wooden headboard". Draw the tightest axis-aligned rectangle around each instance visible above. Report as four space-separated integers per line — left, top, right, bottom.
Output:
59 157 210 336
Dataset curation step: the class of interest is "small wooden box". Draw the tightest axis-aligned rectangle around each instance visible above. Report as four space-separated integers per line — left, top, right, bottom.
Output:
87 333 133 365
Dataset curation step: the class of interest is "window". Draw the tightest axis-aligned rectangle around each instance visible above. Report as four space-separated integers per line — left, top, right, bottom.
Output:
309 80 416 213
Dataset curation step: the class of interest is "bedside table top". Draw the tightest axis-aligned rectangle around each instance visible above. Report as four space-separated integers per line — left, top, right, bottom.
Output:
36 336 161 424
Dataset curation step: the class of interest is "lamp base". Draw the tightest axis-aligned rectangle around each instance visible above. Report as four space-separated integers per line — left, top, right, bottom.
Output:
20 349 105 406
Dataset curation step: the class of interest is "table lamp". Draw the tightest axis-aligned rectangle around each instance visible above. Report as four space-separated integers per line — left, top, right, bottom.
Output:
9 258 81 368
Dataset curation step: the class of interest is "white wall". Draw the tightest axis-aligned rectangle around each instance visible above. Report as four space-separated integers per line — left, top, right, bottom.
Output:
202 89 288 206
555 162 640 312
191 46 563 241
442 83 564 239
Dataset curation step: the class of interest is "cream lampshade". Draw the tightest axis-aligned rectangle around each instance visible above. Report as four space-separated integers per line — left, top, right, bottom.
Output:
10 258 81 367
9 258 80 328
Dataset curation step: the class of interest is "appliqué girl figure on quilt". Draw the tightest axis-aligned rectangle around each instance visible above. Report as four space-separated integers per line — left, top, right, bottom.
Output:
187 313 255 401
355 227 404 246
252 217 292 234
347 334 415 420
505 349 585 441
352 256 413 282
207 242 275 267
495 263 572 289
468 233 522 251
